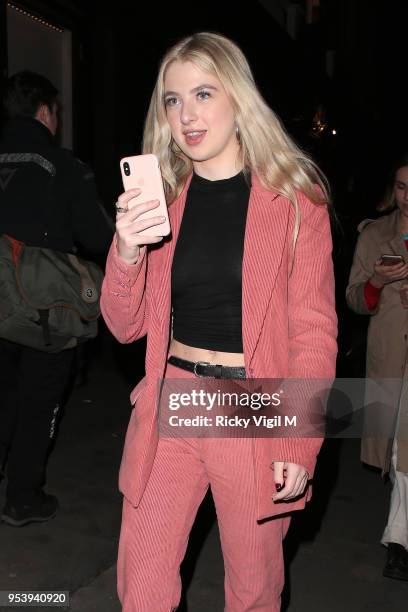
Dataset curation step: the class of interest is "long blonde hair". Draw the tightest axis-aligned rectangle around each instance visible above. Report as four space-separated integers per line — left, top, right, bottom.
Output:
143 32 329 240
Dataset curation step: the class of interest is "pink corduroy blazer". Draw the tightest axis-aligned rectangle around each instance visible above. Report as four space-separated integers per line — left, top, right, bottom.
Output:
101 173 338 520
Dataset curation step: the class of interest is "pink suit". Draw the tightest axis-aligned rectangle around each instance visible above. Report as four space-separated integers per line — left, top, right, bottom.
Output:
101 173 337 610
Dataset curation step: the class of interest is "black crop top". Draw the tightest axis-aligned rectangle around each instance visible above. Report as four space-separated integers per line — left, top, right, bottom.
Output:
171 171 250 353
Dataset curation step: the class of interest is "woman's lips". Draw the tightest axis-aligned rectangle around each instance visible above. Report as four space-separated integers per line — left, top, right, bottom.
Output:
184 130 206 146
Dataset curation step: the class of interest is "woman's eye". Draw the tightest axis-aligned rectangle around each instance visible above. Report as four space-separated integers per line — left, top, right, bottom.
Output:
165 97 178 107
197 90 211 100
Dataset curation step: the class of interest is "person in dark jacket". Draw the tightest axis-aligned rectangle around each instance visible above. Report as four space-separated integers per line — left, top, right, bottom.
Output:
0 71 113 526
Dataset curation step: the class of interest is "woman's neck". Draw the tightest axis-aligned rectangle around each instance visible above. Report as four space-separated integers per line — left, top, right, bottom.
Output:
398 211 408 234
192 149 243 181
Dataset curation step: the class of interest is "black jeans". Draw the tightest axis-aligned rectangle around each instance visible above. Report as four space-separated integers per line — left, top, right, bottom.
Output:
0 338 75 503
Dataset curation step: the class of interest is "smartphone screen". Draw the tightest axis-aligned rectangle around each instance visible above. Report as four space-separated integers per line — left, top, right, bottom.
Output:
120 154 171 237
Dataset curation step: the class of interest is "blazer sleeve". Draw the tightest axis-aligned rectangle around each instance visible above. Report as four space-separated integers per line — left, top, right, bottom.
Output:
100 236 149 343
288 195 338 379
346 229 380 315
278 195 338 476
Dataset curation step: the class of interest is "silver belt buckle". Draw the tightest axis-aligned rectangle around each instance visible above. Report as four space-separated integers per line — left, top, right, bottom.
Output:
193 361 211 377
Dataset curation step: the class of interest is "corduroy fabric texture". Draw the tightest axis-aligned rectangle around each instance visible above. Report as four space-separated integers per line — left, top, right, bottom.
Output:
101 173 337 518
117 362 290 612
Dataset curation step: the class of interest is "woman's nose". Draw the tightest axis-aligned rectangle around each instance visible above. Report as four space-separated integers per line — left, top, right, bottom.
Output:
180 100 198 125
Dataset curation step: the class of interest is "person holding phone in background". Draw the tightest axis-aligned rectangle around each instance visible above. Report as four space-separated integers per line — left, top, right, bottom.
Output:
101 32 337 611
347 153 408 581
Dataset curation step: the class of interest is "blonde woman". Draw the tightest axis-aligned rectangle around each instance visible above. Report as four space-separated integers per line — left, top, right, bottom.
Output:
101 32 337 611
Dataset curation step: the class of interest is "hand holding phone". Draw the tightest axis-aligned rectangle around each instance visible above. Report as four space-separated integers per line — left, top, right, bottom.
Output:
120 154 170 237
115 155 171 264
371 254 408 288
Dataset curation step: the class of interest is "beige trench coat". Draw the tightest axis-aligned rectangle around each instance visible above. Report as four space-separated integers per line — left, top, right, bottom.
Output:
346 209 408 473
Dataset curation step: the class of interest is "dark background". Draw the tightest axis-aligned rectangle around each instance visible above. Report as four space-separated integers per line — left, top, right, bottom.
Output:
1 0 408 373
2 0 407 210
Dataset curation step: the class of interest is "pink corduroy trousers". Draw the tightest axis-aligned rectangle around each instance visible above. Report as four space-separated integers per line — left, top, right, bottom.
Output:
117 362 291 612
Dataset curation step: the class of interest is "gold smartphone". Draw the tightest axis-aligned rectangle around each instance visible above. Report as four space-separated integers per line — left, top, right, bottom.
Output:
120 154 171 237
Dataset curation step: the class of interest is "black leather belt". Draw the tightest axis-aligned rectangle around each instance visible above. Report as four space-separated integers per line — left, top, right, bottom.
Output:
168 355 246 379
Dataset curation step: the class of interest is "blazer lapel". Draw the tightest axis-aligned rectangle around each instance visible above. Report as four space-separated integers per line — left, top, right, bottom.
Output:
242 174 290 367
